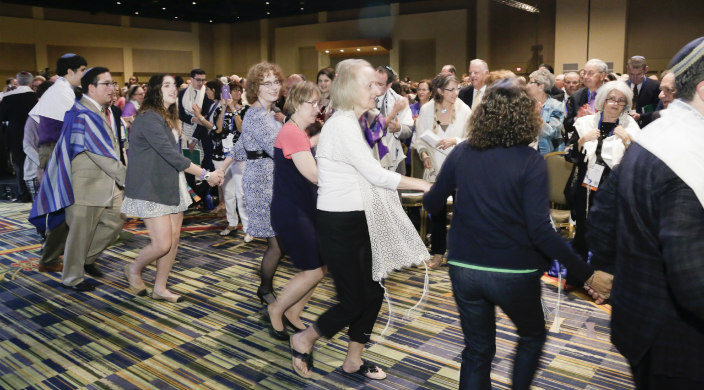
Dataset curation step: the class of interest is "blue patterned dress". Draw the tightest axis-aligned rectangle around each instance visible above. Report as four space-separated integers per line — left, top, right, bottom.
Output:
230 105 282 237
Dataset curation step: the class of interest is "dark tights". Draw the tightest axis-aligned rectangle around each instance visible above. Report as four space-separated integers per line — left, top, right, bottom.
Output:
258 236 282 304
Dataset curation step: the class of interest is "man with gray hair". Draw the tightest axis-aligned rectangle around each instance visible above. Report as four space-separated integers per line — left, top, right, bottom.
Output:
459 59 489 108
564 58 608 142
626 55 661 126
586 36 704 388
0 71 37 202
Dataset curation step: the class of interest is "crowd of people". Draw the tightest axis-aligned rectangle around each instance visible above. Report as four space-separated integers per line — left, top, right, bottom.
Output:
1 34 703 389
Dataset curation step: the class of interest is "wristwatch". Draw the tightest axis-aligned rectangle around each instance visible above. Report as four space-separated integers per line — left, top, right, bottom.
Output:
203 172 211 181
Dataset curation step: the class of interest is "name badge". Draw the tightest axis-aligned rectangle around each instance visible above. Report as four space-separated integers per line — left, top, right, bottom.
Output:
582 163 605 191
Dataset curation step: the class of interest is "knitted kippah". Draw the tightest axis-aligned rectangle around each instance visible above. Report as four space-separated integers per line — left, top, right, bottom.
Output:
669 37 704 78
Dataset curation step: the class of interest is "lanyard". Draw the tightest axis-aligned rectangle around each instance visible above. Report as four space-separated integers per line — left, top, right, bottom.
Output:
597 112 619 137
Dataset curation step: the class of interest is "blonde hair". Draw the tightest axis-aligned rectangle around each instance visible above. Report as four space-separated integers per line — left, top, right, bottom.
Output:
284 81 320 115
330 59 373 111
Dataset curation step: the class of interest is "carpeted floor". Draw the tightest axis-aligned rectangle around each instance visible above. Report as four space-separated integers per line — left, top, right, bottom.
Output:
0 201 634 389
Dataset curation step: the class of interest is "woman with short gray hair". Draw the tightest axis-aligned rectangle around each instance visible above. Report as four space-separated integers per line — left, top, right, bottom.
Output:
565 80 639 269
527 69 564 154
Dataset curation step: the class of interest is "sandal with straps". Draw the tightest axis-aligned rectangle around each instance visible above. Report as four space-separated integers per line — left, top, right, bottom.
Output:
344 360 387 380
290 339 314 378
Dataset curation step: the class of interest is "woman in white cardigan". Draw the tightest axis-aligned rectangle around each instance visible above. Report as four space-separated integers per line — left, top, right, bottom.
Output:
288 59 430 380
413 72 472 268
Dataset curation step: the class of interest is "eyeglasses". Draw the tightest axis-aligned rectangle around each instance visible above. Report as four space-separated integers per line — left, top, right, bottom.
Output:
261 81 281 88
96 81 115 87
304 100 320 108
605 96 627 105
443 87 461 92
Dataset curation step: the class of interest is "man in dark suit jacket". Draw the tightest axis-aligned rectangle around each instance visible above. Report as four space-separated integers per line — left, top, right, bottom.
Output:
458 59 489 109
586 37 704 388
0 71 37 202
564 59 608 143
626 56 661 126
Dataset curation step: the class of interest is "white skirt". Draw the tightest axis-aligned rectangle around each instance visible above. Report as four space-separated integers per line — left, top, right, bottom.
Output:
121 172 192 218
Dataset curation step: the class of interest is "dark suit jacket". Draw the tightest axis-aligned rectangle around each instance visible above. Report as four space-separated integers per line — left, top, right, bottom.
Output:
0 90 37 159
109 104 126 164
549 85 565 102
563 87 590 142
587 144 704 379
628 78 660 114
458 86 475 108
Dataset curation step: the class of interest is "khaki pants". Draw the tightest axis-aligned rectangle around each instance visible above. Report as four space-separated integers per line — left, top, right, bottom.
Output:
62 191 125 286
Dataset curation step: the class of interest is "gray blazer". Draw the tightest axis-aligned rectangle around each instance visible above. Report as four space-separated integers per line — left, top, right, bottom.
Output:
124 110 191 205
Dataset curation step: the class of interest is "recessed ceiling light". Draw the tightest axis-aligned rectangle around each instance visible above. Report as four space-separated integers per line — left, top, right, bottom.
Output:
300 7 304 10
340 49 344 52
325 50 329 53
174 16 178 19
267 11 270 15
209 20 213 23
134 11 139 15
162 7 166 10
192 1 197 5
265 1 270 4
373 47 378 51
116 1 121 4
356 48 361 51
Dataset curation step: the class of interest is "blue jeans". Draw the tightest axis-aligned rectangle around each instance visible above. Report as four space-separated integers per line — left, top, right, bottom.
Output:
449 265 546 390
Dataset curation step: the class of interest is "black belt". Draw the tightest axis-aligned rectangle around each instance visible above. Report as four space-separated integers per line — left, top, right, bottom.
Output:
246 150 271 160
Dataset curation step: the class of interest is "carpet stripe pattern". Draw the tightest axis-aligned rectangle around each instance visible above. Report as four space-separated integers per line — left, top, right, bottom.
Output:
0 201 633 389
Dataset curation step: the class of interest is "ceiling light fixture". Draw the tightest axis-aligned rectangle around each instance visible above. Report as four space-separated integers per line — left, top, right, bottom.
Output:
373 47 378 51
492 0 540 13
356 48 361 51
134 11 139 15
340 49 344 52
325 50 329 53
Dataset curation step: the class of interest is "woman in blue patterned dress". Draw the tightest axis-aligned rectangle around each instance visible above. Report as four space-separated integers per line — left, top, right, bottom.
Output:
220 62 284 305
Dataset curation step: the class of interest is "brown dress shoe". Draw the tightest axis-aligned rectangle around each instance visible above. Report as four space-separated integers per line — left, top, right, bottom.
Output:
38 263 64 272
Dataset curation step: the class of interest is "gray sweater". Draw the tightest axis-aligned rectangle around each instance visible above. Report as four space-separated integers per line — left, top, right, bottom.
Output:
124 110 192 205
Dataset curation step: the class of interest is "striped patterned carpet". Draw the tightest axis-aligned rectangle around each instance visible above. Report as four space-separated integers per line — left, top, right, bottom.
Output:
0 201 634 389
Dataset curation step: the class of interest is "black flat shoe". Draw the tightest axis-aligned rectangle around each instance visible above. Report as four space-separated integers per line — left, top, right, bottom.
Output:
283 314 306 333
290 338 314 378
84 263 104 278
60 281 96 292
263 310 289 341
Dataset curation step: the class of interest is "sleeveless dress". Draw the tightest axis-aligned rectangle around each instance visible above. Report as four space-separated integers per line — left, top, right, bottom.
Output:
271 122 322 270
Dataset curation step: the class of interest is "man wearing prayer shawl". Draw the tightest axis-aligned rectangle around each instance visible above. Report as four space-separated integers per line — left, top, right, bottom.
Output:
587 37 704 388
28 53 87 273
31 67 126 292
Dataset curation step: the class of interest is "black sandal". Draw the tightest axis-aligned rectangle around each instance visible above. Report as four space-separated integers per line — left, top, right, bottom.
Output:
290 339 314 378
345 360 387 380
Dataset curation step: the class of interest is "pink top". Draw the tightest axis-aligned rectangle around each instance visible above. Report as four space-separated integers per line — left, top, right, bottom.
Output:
274 122 311 159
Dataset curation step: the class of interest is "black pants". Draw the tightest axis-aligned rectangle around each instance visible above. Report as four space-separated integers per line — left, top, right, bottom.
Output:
315 210 384 344
632 347 704 389
430 202 448 255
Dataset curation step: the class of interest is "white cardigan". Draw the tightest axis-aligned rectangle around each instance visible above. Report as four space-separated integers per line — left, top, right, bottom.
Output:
412 98 472 182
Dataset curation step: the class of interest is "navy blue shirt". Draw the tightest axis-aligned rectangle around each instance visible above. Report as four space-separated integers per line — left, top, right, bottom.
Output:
423 142 593 281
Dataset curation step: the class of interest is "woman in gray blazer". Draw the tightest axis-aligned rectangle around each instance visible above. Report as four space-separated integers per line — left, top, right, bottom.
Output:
121 74 223 303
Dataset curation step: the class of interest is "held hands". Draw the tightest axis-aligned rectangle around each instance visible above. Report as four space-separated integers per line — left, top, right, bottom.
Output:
207 169 224 187
584 270 613 304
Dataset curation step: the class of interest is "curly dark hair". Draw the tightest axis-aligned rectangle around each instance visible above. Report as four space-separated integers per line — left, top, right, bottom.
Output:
466 78 541 150
139 74 180 135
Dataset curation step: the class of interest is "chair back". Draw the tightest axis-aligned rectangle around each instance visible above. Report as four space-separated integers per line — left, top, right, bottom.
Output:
411 146 425 179
544 151 572 207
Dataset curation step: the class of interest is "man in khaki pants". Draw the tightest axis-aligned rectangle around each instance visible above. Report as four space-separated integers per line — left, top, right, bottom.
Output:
60 67 126 291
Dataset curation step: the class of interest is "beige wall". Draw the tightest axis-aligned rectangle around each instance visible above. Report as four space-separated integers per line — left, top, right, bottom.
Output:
274 9 468 81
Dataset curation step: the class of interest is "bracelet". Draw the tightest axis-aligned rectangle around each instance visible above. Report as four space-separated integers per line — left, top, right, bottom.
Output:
199 168 207 180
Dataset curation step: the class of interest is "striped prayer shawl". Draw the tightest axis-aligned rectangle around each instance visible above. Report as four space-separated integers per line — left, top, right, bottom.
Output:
29 100 118 229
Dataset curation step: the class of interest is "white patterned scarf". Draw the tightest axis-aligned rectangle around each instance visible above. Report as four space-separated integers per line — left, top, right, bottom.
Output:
317 110 430 338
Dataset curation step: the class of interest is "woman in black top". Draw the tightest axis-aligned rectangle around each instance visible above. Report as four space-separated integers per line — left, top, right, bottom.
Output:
423 78 612 390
